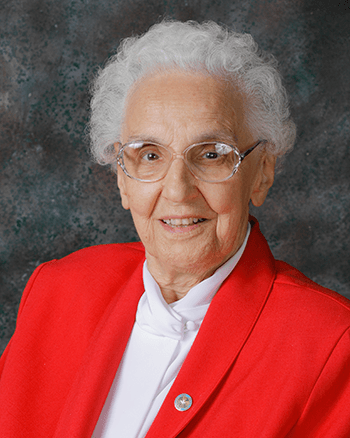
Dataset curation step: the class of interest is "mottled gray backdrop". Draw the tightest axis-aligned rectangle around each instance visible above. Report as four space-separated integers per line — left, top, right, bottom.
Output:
1 0 349 354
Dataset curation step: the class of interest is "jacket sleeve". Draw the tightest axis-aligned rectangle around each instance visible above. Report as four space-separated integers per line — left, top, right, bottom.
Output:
0 342 10 378
289 327 350 437
0 263 52 379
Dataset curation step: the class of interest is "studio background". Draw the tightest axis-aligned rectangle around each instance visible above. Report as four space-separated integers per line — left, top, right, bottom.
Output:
0 0 349 354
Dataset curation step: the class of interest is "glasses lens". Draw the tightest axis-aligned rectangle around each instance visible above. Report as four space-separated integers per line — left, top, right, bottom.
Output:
122 142 172 181
186 143 239 182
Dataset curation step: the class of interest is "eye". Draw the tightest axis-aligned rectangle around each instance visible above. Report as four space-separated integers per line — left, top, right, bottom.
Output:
135 143 168 165
196 143 232 161
123 142 164 164
141 151 160 162
204 151 219 159
138 144 165 163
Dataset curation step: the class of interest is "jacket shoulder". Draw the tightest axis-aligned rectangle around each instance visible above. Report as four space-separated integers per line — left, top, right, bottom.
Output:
17 242 146 318
274 259 350 317
40 241 145 278
51 241 145 266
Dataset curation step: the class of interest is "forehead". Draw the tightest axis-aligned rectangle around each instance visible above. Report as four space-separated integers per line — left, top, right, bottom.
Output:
121 70 249 144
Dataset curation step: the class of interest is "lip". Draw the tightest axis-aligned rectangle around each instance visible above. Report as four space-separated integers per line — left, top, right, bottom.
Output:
159 217 207 233
160 215 204 219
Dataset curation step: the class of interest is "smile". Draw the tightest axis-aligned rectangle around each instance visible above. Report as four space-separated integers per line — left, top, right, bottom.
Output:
161 218 206 227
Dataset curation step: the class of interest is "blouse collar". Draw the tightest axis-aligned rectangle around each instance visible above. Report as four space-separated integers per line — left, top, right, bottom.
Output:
136 223 251 340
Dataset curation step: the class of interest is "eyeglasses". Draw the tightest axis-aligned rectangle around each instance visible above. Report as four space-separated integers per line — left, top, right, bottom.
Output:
116 139 266 183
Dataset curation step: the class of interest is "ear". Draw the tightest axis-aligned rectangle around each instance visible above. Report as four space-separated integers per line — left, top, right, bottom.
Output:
250 152 276 207
114 142 130 210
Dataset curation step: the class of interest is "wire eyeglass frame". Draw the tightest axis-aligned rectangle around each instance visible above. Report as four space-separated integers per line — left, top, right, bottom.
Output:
116 139 267 183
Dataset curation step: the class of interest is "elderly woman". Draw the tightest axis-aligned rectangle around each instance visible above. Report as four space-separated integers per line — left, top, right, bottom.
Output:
0 20 350 438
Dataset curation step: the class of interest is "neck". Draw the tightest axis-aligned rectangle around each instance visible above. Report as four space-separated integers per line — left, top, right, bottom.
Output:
149 266 215 304
144 223 251 304
145 252 235 304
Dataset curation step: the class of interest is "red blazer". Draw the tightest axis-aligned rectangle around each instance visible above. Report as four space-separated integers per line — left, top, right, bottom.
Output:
1 219 350 437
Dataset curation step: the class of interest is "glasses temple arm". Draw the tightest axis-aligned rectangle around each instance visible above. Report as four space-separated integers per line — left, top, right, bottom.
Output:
240 139 267 161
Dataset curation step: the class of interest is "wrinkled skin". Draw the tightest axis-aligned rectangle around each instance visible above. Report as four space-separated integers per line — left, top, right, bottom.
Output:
116 71 276 303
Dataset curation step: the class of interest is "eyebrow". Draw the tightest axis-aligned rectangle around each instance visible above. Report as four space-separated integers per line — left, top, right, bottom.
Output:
125 131 239 146
192 131 239 145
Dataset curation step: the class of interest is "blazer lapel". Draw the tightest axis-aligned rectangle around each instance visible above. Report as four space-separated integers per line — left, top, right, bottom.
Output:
53 258 145 438
146 221 276 437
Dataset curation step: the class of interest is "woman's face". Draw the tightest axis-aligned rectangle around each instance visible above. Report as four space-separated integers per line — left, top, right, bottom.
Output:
116 71 275 280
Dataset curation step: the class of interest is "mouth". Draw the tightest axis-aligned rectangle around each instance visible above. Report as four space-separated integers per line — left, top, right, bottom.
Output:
161 217 206 227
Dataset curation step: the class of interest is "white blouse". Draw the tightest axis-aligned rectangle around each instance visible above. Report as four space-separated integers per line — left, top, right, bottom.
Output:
92 224 250 438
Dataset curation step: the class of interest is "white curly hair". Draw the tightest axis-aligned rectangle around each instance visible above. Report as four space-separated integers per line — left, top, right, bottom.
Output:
88 19 296 171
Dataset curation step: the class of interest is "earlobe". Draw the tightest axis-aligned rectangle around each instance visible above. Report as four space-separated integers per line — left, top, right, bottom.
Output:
114 142 130 210
117 171 130 210
250 153 276 207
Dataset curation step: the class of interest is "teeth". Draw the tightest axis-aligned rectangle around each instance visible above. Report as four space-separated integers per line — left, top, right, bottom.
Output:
162 218 205 227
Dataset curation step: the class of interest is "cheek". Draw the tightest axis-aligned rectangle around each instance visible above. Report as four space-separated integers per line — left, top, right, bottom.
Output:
206 180 252 241
125 181 160 218
205 179 249 216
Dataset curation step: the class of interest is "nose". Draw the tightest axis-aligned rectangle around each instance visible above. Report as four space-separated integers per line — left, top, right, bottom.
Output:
161 156 198 203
